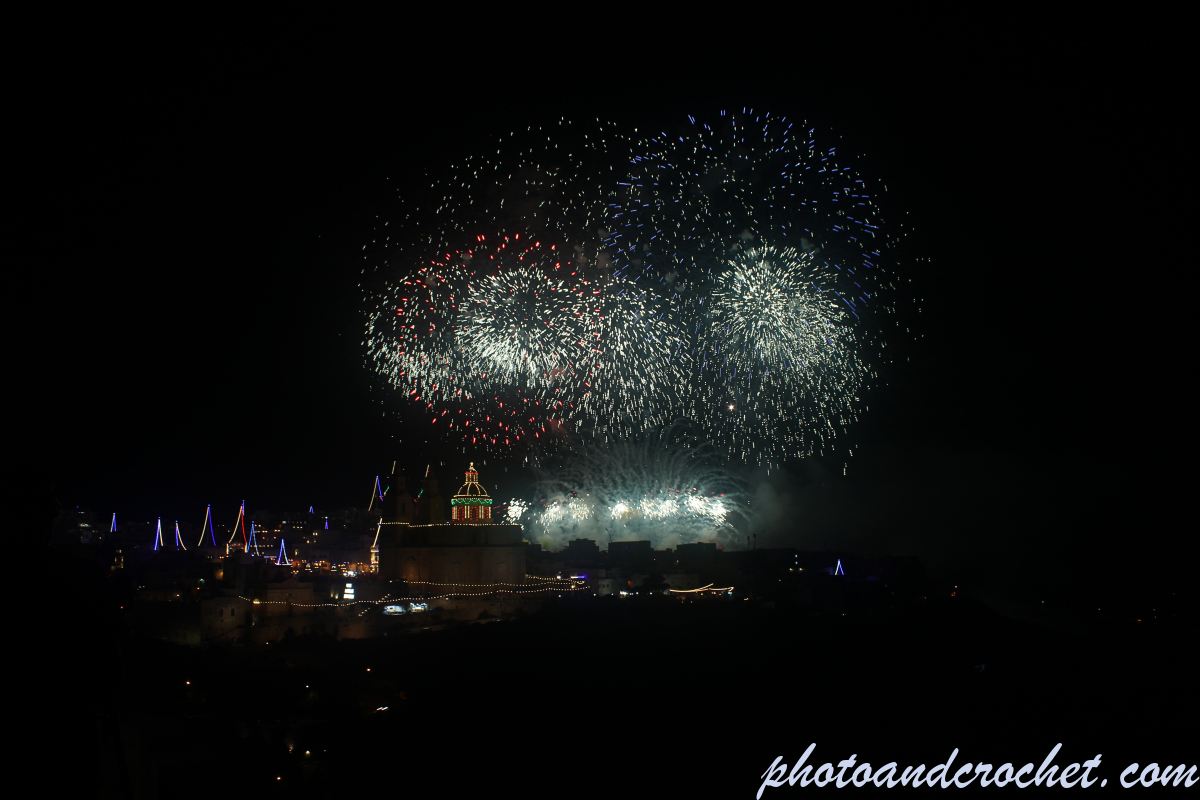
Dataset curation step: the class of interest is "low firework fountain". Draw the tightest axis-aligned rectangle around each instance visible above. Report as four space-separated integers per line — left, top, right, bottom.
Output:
525 430 752 551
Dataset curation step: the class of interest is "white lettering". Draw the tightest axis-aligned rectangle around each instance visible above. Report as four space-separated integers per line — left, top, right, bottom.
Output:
755 747 1186 791
835 756 857 788
925 748 959 788
1080 756 1102 788
871 762 898 788
757 756 786 799
1034 743 1063 786
787 743 816 787
953 763 976 788
1159 764 1199 787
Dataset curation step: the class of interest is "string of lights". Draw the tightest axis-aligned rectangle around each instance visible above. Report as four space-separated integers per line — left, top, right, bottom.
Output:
236 576 586 609
668 583 734 594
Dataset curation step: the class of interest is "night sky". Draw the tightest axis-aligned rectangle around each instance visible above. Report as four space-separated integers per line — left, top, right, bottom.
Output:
39 25 1186 621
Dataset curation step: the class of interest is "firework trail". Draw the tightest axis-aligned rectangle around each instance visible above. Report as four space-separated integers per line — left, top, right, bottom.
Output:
564 276 693 442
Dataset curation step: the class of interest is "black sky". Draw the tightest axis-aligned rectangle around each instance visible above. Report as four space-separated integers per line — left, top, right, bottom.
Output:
36 19 1186 616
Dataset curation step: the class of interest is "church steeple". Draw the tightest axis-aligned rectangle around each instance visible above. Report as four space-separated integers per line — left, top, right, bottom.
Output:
412 465 444 524
384 470 414 523
451 462 493 523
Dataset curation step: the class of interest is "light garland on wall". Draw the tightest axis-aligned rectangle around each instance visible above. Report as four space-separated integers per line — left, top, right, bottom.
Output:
402 576 584 590
234 575 587 609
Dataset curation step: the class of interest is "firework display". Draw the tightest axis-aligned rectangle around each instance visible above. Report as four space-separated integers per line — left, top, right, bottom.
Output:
695 244 866 464
460 262 589 388
594 111 890 463
366 237 574 448
366 227 693 448
572 278 693 441
600 111 885 289
363 111 898 467
526 433 751 552
367 259 467 412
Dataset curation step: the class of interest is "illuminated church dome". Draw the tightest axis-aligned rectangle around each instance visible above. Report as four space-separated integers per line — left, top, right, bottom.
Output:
451 463 493 523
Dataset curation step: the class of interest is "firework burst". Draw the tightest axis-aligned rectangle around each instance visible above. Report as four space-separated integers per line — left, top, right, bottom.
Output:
366 233 583 450
459 260 590 390
595 111 895 465
573 280 692 441
695 244 866 464
708 245 851 372
361 121 638 456
365 258 469 410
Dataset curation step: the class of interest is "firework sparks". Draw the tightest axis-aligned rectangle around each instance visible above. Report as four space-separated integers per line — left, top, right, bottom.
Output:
362 112 901 467
526 432 752 551
501 499 528 524
596 111 894 465
459 260 590 390
693 244 866 464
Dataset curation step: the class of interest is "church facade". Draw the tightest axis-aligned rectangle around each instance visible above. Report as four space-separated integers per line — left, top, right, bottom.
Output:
376 463 526 590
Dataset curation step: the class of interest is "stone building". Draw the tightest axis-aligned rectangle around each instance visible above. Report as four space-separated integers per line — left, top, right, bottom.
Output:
263 576 317 614
200 596 252 642
377 463 525 590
